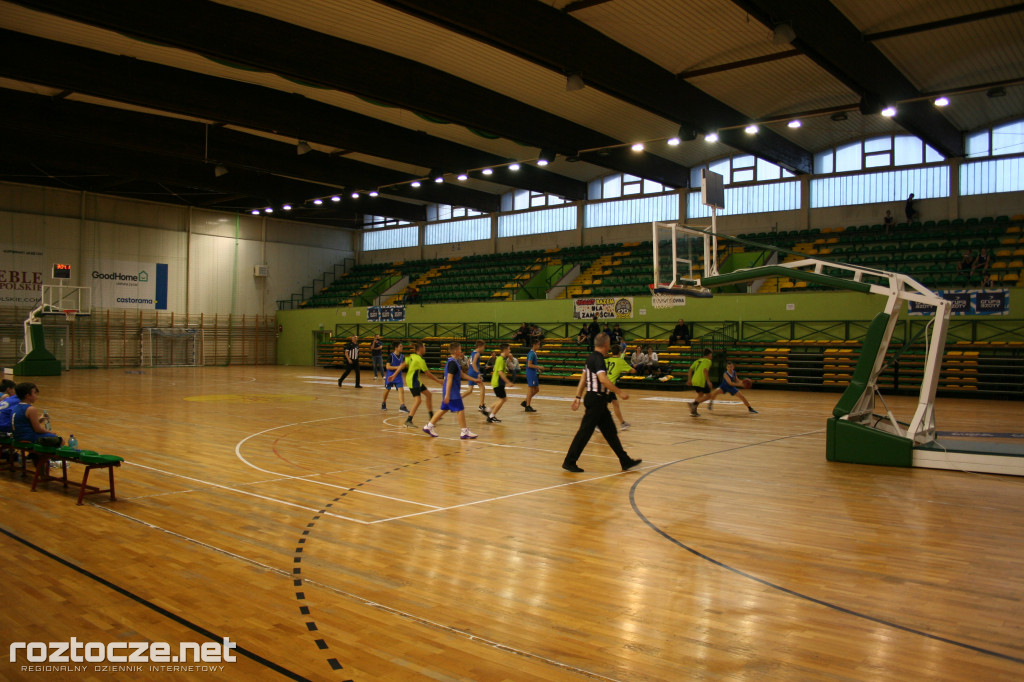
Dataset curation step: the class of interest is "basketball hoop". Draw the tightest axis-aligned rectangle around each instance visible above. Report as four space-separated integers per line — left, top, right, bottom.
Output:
63 309 78 322
649 283 712 308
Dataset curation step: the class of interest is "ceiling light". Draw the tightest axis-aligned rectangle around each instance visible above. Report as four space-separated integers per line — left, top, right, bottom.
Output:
282 204 292 211
431 169 445 183
537 149 556 166
296 140 312 155
369 191 379 197
482 168 493 175
457 173 468 181
313 199 323 205
934 96 949 107
508 163 520 171
434 175 444 183
987 87 1006 98
787 119 802 128
745 124 759 134
411 180 421 188
351 192 360 199
214 164 228 177
772 22 796 45
250 209 260 215
536 159 548 166
667 137 681 146
705 132 719 143
831 112 848 122
881 106 897 117
566 73 585 92
631 142 645 152
264 207 273 214
331 195 340 202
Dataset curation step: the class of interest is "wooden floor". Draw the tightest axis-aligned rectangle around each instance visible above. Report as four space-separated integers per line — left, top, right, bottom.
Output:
2 366 1023 681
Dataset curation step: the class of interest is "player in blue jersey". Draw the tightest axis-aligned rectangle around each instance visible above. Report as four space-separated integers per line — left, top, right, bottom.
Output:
424 342 478 439
380 342 409 413
522 339 542 412
466 340 488 414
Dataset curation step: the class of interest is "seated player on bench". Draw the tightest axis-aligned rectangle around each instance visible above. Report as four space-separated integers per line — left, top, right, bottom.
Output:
11 382 62 445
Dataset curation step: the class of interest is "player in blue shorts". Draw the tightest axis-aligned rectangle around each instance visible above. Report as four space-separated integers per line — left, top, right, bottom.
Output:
424 342 478 439
522 339 542 412
466 340 487 414
380 342 409 413
706 361 758 414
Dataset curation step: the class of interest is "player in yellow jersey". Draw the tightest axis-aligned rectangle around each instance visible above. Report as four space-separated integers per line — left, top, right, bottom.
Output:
388 341 441 427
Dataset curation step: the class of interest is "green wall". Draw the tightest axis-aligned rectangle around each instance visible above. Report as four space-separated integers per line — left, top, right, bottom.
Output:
277 288 1024 365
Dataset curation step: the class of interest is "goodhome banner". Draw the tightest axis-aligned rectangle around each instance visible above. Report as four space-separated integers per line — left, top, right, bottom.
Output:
908 288 1009 316
88 260 168 310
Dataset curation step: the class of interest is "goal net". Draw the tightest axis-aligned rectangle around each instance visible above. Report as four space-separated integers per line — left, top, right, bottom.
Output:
141 327 204 367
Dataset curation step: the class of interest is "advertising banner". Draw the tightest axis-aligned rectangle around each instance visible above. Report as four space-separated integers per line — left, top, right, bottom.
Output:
572 297 634 319
368 305 406 322
89 260 168 310
908 288 1010 316
0 246 44 307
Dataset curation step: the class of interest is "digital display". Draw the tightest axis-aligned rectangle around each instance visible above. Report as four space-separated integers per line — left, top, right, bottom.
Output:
52 263 71 279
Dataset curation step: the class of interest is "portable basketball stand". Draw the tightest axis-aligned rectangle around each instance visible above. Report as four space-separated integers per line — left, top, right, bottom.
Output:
657 223 1023 477
14 284 91 376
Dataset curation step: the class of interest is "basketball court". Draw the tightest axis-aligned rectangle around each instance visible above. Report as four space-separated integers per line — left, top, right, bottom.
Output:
2 365 1022 680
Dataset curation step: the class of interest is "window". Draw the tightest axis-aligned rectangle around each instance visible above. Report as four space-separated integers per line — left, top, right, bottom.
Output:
498 205 576 238
835 141 862 172
687 180 800 217
960 157 1024 195
362 226 418 251
811 166 949 208
591 173 668 200
816 134 944 174
424 217 491 245
993 120 1024 156
364 215 409 228
693 156 796 187
966 130 991 158
893 136 923 166
585 194 679 228
426 204 484 222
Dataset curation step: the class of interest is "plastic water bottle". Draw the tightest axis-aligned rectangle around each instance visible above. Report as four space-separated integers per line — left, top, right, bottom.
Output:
68 434 79 450
42 409 51 431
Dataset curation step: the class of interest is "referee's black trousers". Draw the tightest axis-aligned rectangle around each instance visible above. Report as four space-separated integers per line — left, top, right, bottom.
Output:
564 393 631 467
339 361 361 386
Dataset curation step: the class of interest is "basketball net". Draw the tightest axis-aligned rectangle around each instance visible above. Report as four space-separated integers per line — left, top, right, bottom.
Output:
63 310 77 322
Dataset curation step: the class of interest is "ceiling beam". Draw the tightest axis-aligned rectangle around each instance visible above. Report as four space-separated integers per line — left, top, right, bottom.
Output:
5 0 691 185
0 87 501 214
863 3 1024 42
729 0 964 158
0 29 586 202
373 0 812 174
0 129 428 223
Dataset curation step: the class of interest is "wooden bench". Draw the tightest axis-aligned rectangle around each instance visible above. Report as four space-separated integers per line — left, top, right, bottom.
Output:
19 442 124 505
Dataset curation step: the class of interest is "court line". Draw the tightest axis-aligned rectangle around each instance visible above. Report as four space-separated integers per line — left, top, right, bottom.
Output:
0 525 314 681
626 430 1024 667
83 507 623 682
234 416 442 509
127 462 372 524
371 464 659 524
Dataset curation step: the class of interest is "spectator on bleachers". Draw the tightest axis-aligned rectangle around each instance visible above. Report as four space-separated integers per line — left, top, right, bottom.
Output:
669 318 691 346
957 250 975 274
905 193 918 222
646 345 665 379
10 382 61 445
610 324 625 348
587 316 600 350
883 209 894 235
513 322 530 345
973 248 991 278
576 325 589 345
630 346 651 375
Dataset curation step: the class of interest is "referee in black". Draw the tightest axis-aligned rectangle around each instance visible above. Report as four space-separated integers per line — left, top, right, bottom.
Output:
338 334 363 388
563 332 642 473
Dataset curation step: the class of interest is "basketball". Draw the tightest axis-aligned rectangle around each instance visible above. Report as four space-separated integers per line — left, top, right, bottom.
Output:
741 379 753 389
